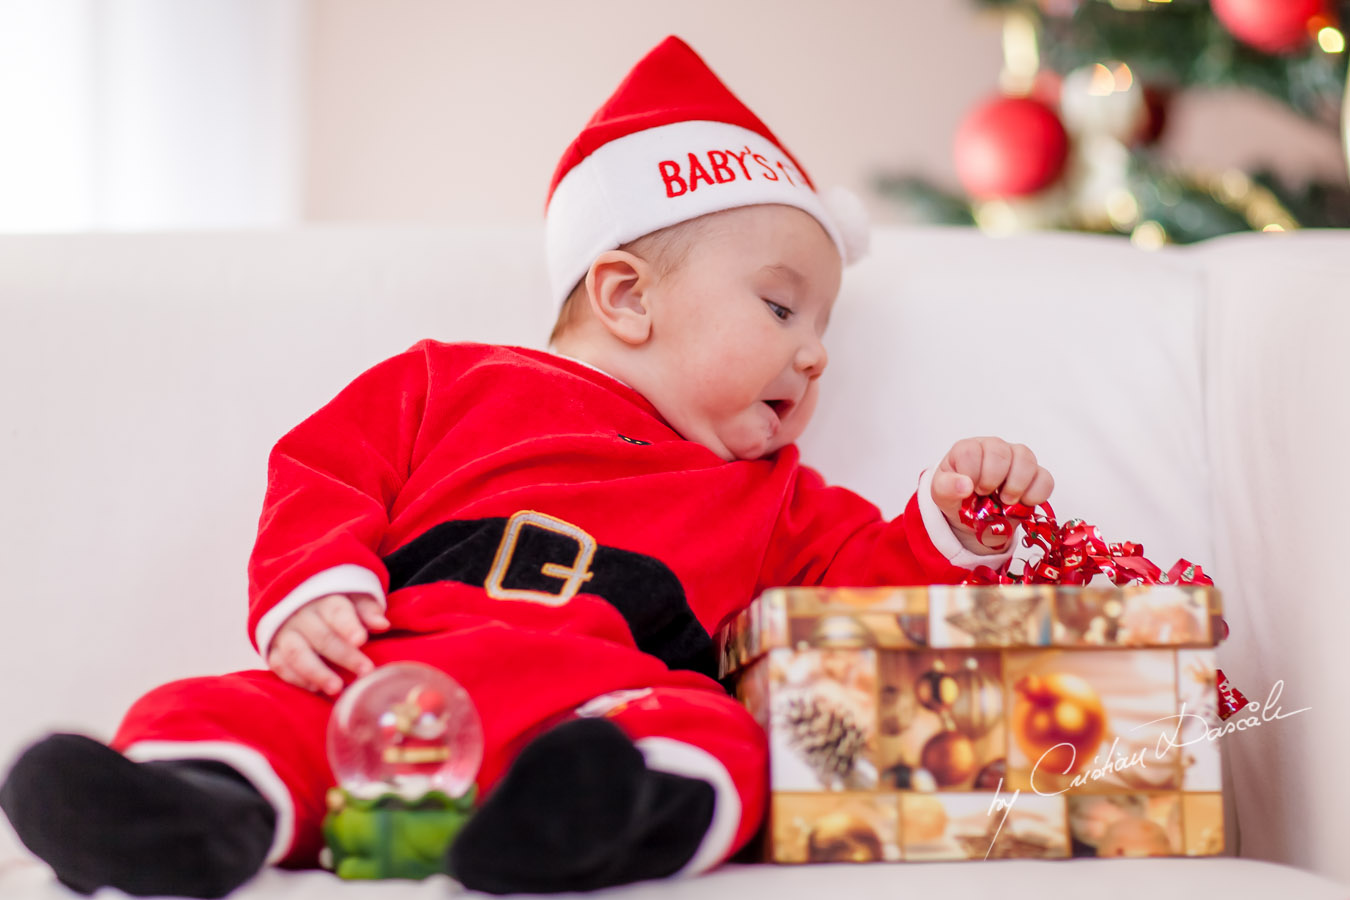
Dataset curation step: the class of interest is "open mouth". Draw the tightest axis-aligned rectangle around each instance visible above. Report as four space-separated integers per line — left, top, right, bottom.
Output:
764 399 794 420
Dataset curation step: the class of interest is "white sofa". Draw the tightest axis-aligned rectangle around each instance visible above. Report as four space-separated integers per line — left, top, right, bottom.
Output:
1 225 1347 899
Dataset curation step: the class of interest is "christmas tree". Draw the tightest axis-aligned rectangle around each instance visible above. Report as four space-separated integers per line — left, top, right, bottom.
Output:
879 0 1350 245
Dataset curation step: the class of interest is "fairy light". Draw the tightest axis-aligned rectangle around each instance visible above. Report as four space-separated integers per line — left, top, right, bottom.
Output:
1112 63 1135 92
974 200 1020 237
1130 221 1168 250
1206 168 1299 231
1088 63 1117 96
1106 188 1140 231
1316 26 1345 54
1217 169 1252 200
1000 8 1040 95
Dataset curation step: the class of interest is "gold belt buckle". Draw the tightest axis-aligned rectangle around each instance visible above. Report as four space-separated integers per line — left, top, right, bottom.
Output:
484 510 597 606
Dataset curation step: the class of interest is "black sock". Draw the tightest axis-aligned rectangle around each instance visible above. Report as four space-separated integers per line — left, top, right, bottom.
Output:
0 733 276 898
448 717 716 894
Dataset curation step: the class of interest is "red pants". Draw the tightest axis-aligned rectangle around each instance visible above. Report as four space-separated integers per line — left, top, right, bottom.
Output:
112 622 767 874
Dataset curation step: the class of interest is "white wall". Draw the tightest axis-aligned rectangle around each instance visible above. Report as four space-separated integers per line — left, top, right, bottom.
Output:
0 0 305 232
3 0 1344 232
301 0 1349 227
0 0 98 230
93 0 307 230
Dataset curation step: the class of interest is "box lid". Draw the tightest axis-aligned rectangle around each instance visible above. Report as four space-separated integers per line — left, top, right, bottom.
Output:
717 585 1222 678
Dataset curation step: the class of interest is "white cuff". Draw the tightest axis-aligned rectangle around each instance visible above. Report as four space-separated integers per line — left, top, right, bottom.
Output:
253 564 386 660
916 467 1016 570
634 737 741 877
122 741 296 865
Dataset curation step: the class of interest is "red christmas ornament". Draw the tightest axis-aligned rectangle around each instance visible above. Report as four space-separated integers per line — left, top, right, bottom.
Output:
1135 87 1172 146
954 95 1069 199
1210 0 1329 54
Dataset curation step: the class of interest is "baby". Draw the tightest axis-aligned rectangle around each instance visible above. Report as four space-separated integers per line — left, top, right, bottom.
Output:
0 36 1052 898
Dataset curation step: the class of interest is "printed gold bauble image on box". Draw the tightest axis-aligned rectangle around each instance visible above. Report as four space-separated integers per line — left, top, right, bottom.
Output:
718 585 1226 862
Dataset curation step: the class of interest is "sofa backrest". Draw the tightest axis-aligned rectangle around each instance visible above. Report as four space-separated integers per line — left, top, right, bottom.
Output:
2 225 1346 881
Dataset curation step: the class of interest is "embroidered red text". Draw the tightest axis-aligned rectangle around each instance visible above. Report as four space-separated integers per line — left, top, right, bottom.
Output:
658 146 804 198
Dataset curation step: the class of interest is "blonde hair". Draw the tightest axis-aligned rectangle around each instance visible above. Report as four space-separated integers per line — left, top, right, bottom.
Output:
548 216 707 346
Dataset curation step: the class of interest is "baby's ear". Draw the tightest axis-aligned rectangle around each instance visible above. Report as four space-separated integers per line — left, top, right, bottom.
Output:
585 250 652 345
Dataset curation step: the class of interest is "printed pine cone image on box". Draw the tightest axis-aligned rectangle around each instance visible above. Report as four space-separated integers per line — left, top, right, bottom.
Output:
719 585 1226 863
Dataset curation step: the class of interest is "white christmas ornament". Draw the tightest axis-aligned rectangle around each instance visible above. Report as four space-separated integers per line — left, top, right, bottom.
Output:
327 662 484 800
1059 62 1147 142
1064 135 1134 231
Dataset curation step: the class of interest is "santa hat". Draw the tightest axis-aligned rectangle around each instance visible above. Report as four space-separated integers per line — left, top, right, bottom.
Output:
545 35 869 306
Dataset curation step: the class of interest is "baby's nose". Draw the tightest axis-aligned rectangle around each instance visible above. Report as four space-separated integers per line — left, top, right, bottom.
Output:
795 337 828 377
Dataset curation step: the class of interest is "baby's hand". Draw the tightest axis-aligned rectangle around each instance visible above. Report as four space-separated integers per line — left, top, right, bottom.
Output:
931 437 1054 555
268 593 391 696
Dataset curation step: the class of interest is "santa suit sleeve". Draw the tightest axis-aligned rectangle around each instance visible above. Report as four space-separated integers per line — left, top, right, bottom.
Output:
247 343 432 659
758 457 1013 591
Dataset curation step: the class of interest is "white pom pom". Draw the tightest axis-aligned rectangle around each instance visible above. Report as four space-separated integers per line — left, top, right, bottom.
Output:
821 186 871 265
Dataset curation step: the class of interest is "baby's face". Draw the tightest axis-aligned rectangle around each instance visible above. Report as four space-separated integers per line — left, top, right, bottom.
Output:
639 204 842 461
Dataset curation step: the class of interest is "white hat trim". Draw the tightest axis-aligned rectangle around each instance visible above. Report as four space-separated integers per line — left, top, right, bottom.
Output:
545 120 857 306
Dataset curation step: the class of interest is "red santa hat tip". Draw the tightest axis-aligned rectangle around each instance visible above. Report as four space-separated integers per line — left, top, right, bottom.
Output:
545 35 868 307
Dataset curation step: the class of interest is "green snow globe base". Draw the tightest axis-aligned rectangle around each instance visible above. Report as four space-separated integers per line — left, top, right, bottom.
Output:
321 785 477 880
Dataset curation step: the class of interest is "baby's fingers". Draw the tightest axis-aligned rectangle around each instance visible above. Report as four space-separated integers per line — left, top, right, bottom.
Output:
998 444 1039 505
269 630 343 696
975 440 1014 495
1023 467 1055 507
297 613 375 682
313 594 370 647
931 469 975 511
352 596 390 633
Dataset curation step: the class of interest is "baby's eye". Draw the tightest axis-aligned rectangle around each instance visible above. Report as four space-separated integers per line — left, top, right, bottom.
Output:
764 299 792 321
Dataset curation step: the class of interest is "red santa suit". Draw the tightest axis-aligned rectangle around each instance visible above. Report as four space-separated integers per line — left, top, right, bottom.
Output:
112 341 986 873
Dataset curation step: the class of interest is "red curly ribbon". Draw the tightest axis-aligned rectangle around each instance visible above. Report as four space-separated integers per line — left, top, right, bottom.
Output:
958 495 1213 587
958 493 1245 719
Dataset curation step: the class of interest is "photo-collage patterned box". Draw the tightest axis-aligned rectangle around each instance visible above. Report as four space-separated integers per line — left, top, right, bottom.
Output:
718 585 1226 863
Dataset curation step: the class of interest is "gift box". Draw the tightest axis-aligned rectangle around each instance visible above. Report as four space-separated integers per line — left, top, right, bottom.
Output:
718 584 1227 863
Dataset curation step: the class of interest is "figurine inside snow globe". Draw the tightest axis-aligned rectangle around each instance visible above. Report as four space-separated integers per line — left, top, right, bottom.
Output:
321 662 483 880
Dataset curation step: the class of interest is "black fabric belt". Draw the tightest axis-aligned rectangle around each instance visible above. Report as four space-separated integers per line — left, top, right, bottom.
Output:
383 512 718 679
